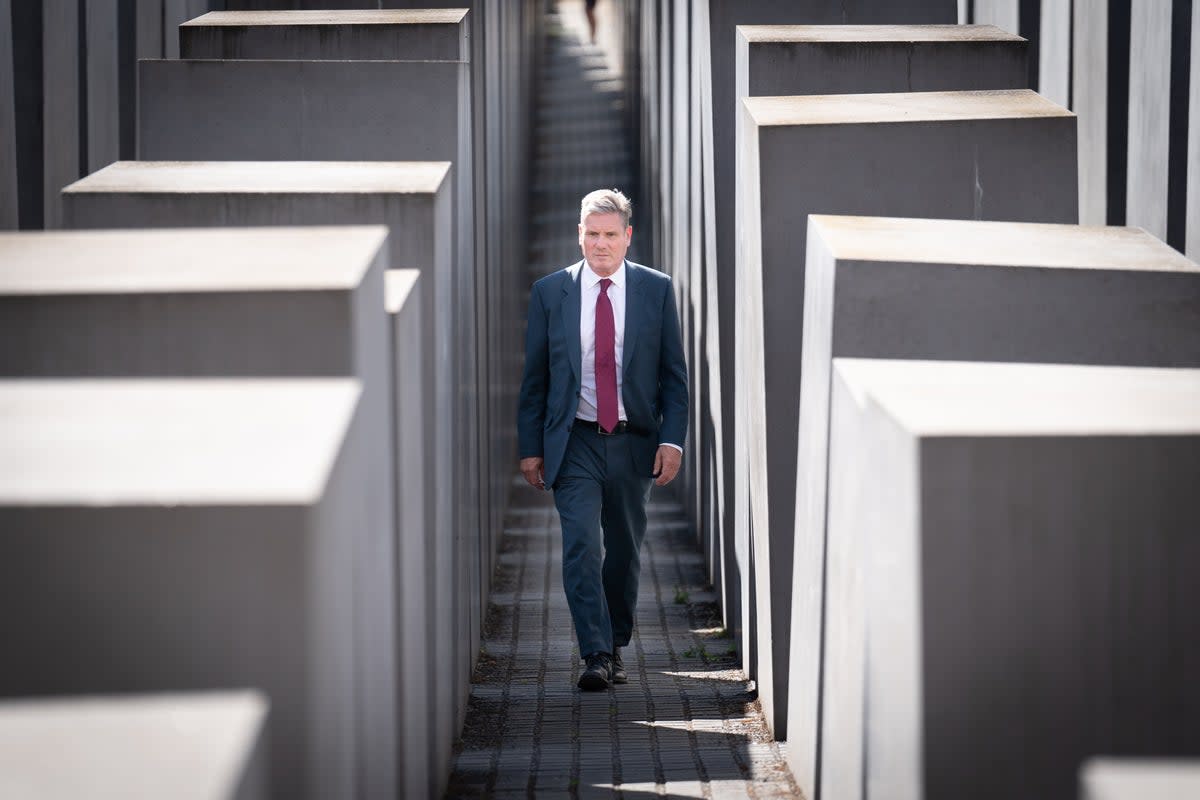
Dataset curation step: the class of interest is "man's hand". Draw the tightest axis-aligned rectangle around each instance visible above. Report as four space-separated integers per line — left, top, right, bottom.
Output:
520 456 546 489
652 445 682 487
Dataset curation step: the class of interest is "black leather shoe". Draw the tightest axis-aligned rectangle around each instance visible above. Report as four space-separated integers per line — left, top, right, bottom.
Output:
578 652 612 691
611 647 628 684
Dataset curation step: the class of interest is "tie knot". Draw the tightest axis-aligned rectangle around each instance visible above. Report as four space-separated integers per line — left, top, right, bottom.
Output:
599 277 612 293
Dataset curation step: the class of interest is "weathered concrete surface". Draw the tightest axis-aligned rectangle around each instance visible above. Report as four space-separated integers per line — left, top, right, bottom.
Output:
0 379 367 800
1189 5 1200 259
41 0 80 228
1125 0 1172 240
1081 759 1200 800
824 359 1200 800
0 0 16 229
806 217 1200 800
0 691 268 800
135 61 481 689
729 23 1029 705
705 5 957 666
181 9 470 61
85 0 119 175
384 268 440 800
736 24 1027 97
137 59 467 164
737 88 1078 753
57 165 467 781
0 225 399 800
1072 0 1107 225
58 163 464 791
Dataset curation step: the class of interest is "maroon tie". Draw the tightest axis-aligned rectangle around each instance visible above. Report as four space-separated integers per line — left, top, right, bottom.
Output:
595 277 618 433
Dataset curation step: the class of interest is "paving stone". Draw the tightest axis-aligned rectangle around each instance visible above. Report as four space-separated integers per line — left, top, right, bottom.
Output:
444 12 796 799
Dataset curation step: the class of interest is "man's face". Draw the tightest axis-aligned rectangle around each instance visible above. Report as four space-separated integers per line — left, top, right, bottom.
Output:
579 212 632 276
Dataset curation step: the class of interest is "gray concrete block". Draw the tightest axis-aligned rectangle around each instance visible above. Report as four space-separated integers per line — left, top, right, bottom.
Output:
1038 1 1070 107
735 24 1027 98
58 164 461 789
181 9 470 61
86 0 119 174
1126 0 1173 239
1189 7 1200 259
1081 759 1200 800
136 0 165 59
384 269 439 800
135 59 481 680
0 691 268 800
41 0 80 229
1072 0 1107 226
0 379 369 800
60 161 451 292
729 22 1029 691
708 5 958 666
737 89 1079 748
137 59 467 164
0 225 399 800
0 0 16 230
971 0 1018 34
823 359 1200 800
805 218 1200 800
223 0 400 9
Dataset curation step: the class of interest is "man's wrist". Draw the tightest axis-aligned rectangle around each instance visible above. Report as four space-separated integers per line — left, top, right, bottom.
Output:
659 443 683 454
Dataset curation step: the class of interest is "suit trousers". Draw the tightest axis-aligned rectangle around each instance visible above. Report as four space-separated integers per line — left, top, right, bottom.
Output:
553 424 653 659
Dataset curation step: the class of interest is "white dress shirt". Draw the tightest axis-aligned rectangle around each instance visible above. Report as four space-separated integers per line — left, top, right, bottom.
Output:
577 260 628 423
576 260 682 454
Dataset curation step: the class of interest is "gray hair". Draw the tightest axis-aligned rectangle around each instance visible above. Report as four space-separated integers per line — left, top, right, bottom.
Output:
579 188 632 228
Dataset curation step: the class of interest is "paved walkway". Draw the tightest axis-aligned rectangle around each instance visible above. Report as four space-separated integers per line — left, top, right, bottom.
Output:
445 9 799 799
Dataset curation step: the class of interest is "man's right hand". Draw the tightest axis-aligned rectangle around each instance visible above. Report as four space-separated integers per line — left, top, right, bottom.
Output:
520 456 546 489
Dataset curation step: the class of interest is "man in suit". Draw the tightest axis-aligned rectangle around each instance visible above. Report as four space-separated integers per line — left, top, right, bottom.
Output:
518 188 688 691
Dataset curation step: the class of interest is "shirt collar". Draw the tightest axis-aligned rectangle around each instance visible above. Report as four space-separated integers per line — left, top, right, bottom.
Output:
582 260 626 289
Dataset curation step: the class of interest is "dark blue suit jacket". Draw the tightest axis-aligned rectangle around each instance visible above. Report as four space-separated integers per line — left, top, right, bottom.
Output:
517 260 689 488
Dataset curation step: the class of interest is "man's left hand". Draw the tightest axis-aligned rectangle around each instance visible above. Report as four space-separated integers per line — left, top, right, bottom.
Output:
652 445 682 486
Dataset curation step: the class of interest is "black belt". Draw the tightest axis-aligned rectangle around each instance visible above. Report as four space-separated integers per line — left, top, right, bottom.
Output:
573 418 640 436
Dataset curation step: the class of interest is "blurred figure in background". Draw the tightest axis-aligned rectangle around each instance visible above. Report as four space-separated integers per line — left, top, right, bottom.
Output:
585 0 598 43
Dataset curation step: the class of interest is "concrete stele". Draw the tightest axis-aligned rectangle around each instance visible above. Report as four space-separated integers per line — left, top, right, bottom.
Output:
133 58 481 685
0 379 365 800
707 5 959 668
825 359 1200 800
736 24 1027 98
729 23 1029 689
803 216 1199 800
383 268 440 800
181 9 470 60
737 87 1078 753
0 224 399 799
57 169 461 774
0 691 268 800
58 168 460 791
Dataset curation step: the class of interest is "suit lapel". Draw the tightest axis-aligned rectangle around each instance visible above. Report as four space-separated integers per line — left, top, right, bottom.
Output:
562 262 583 383
622 262 643 376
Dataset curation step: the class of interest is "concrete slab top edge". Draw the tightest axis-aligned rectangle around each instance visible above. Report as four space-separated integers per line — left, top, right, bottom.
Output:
0 691 266 798
140 57 467 65
185 9 469 27
737 23 1023 44
0 379 362 506
745 89 1072 126
63 161 451 195
834 360 1200 436
0 227 389 294
1080 759 1200 800
384 269 420 314
808 216 1198 272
